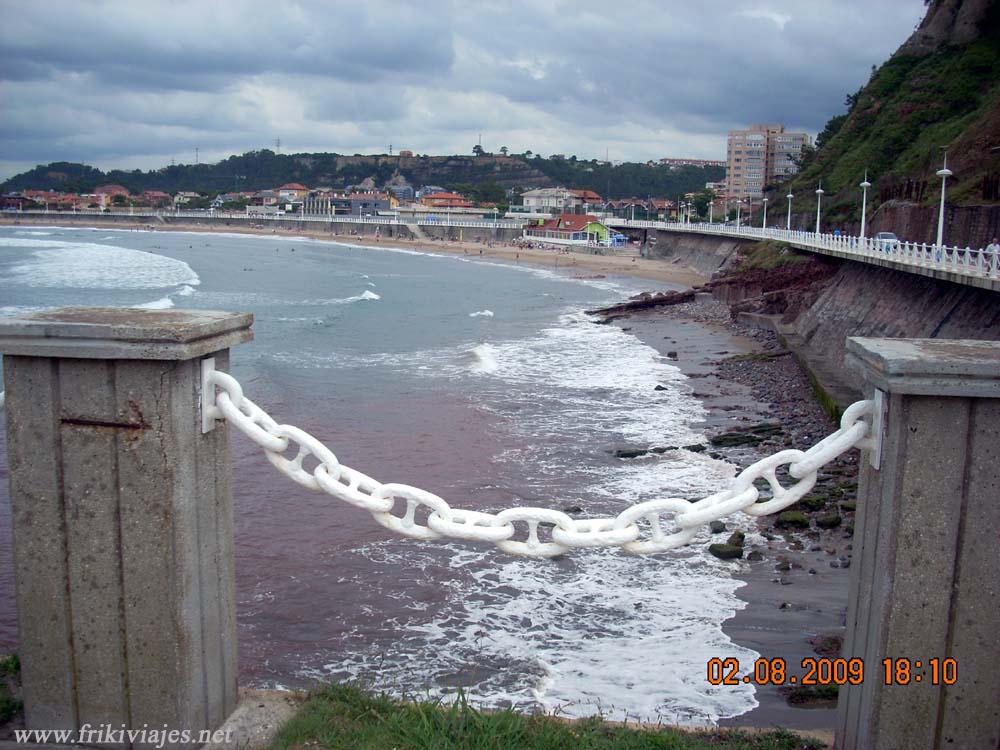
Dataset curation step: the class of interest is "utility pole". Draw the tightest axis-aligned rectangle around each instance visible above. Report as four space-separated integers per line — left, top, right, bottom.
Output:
195 147 199 165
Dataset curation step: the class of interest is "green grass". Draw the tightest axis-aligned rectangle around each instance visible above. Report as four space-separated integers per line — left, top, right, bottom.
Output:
0 654 21 724
735 242 811 272
268 684 825 750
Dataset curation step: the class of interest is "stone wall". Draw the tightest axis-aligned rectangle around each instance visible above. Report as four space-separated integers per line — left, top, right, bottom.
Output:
0 213 524 242
790 261 1000 384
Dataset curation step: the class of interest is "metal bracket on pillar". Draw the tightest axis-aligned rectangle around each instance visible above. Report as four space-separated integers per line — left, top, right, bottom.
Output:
869 389 887 470
202 356 221 433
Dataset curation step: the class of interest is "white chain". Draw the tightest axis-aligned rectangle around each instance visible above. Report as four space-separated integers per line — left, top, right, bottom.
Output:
207 369 872 558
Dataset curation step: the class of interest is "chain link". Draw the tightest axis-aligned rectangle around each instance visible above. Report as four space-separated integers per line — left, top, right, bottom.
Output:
206 369 873 558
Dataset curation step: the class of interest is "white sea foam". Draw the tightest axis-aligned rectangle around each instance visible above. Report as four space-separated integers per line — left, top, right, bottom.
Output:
176 284 197 296
0 305 47 317
135 296 175 309
302 290 381 305
468 343 499 374
14 230 52 236
0 238 200 289
469 310 494 318
302 540 758 724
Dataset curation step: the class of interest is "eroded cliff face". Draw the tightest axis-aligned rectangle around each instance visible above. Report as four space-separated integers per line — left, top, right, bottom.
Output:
696 240 1000 401
897 0 995 56
646 231 751 276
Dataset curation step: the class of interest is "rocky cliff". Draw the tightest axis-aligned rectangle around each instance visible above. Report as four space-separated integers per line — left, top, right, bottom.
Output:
773 0 1000 247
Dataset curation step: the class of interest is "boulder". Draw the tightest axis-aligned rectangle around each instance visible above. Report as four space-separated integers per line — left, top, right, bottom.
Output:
708 543 744 560
816 513 842 529
775 510 810 529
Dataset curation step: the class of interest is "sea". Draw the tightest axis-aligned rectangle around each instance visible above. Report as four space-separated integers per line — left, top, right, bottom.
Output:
0 225 760 724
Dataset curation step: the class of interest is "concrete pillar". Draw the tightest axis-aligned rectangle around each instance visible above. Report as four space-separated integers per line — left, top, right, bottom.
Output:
0 308 252 749
837 337 1000 750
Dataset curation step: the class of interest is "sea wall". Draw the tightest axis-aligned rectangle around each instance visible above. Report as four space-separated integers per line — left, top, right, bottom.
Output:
0 213 524 242
646 230 754 277
790 261 1000 373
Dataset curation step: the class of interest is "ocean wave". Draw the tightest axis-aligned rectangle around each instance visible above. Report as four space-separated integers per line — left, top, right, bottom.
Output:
302 290 381 305
469 310 494 318
134 296 175 309
0 238 200 289
176 284 197 296
300 540 758 724
14 230 53 236
0 305 48 317
467 343 499 374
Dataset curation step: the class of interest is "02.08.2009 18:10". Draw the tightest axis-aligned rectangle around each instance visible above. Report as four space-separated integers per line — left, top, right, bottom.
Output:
707 657 958 687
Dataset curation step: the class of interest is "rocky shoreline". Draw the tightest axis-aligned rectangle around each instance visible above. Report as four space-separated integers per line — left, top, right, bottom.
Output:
604 294 858 732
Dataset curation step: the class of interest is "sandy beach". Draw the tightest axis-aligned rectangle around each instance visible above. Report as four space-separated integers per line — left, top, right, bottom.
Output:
0 216 710 289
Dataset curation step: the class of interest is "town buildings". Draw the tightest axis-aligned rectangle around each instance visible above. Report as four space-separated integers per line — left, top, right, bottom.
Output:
659 157 726 169
419 191 474 209
725 125 810 199
522 214 613 245
514 187 603 218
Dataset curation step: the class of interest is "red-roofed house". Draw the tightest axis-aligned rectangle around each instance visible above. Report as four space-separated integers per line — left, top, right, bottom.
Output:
523 214 611 245
420 191 473 208
142 190 172 207
569 188 603 204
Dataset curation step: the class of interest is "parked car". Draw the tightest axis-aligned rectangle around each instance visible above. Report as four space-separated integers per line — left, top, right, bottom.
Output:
875 231 899 251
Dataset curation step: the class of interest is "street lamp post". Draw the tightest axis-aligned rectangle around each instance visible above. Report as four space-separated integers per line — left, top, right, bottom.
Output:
859 171 871 239
935 154 952 248
708 200 713 224
736 198 741 227
786 192 793 230
815 185 824 235
762 197 768 229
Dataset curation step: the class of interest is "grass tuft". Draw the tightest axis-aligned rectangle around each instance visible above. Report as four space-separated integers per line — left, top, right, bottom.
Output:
268 683 826 750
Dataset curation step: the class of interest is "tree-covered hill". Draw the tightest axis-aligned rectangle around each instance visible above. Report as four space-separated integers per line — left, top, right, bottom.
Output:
771 0 1000 225
1 151 723 201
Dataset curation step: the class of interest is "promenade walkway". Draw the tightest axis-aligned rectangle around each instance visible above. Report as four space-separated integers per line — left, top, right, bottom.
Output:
607 219 1000 292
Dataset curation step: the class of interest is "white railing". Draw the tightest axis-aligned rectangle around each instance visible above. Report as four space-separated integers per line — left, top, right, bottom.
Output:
606 219 1000 283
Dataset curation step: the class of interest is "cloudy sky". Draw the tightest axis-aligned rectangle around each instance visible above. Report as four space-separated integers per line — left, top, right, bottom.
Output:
0 0 926 179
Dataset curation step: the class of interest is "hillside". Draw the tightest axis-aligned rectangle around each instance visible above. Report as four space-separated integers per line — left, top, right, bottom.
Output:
1 152 723 201
772 0 1000 226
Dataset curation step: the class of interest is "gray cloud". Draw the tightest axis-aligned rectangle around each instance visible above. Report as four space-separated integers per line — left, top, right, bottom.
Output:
0 0 925 179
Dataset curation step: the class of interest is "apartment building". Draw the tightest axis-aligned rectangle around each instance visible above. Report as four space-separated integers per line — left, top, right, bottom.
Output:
726 125 810 199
